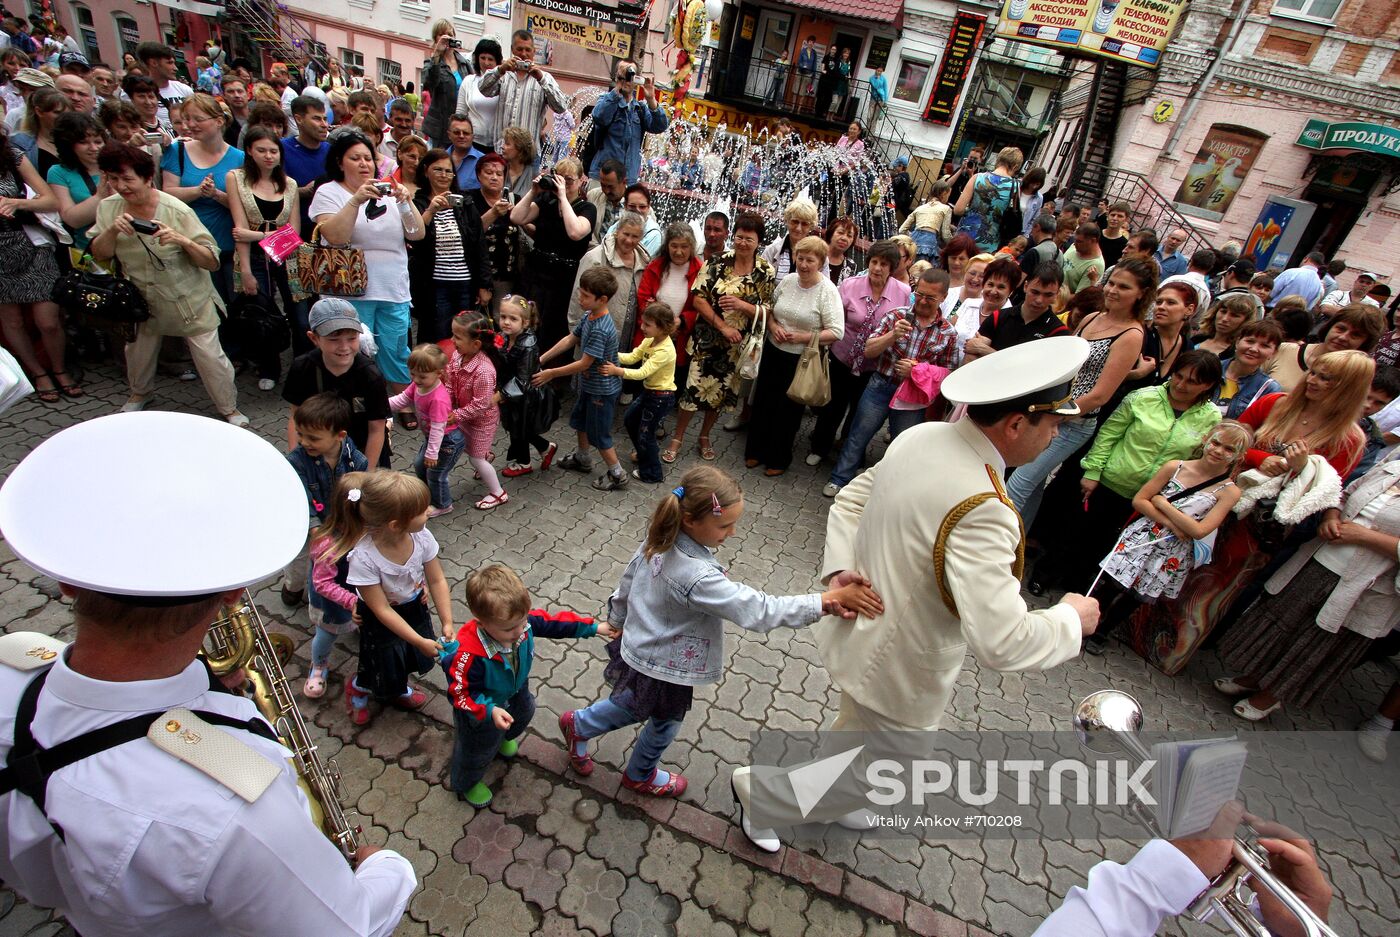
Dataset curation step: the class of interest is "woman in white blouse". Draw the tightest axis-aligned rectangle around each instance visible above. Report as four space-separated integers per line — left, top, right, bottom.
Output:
456 38 504 154
743 235 843 476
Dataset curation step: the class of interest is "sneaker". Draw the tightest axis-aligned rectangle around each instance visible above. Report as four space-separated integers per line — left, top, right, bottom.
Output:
344 679 370 726
119 397 149 413
281 584 306 607
427 504 454 518
258 378 276 391
458 781 493 807
177 368 198 382
559 451 593 473
822 482 841 498
559 710 594 775
723 416 748 432
498 738 520 758
539 442 558 471
1358 727 1389 763
502 461 533 478
225 411 251 429
592 469 629 491
631 469 661 484
619 392 634 405
805 453 823 467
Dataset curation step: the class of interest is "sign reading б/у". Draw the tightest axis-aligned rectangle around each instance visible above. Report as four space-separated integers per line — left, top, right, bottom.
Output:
525 13 633 57
924 12 986 126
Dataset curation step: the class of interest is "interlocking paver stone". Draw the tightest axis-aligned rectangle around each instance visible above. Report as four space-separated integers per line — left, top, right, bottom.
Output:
453 808 524 882
637 827 703 898
557 855 627 935
585 803 651 876
505 836 574 911
464 881 537 936
746 870 811 937
611 877 682 937
693 846 755 924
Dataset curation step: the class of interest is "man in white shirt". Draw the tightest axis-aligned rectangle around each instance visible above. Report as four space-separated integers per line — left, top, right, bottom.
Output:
135 41 192 125
0 413 417 937
1159 247 1214 316
1320 270 1381 315
476 29 568 153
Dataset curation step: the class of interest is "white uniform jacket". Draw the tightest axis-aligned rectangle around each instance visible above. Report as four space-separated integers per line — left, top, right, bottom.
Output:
814 417 1082 725
0 652 416 937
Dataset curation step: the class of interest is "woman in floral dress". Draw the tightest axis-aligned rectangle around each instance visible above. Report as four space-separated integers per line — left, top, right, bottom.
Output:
667 212 776 462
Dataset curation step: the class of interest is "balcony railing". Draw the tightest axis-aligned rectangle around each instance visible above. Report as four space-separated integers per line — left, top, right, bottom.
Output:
1066 163 1213 255
694 48 875 130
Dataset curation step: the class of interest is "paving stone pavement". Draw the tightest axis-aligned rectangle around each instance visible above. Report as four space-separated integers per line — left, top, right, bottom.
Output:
1 362 1397 937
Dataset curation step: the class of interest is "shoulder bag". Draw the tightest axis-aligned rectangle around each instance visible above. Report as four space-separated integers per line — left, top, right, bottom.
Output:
787 330 831 407
737 303 766 381
289 222 367 298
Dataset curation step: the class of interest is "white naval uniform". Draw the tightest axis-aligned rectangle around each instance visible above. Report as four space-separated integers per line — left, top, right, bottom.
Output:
0 651 416 937
1032 839 1210 936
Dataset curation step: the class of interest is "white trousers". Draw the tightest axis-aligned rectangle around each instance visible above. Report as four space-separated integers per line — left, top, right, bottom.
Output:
126 322 239 416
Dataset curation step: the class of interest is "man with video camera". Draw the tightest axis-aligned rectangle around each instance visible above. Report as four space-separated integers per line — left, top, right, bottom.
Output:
588 59 669 185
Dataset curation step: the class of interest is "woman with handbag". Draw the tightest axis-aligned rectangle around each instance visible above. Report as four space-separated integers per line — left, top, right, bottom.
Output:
411 147 491 344
88 141 247 426
0 125 69 403
743 235 842 477
227 126 299 391
309 129 426 409
666 212 775 463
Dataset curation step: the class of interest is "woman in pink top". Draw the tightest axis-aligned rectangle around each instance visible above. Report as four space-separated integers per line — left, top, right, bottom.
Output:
444 311 510 510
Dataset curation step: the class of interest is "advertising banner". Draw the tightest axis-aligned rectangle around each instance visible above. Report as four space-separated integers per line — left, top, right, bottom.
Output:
525 13 633 57
520 0 645 29
924 12 985 126
1171 124 1266 216
995 0 1186 69
1296 119 1400 158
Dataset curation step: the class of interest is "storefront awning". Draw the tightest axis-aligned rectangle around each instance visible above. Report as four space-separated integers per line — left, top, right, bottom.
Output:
778 0 903 29
153 0 225 16
1296 119 1400 159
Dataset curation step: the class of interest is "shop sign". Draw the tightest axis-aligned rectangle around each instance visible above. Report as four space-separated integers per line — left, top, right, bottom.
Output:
519 0 644 29
994 0 1187 70
1151 99 1173 123
924 12 985 127
1296 119 1400 158
526 13 632 57
658 89 841 144
1172 124 1266 216
865 36 893 72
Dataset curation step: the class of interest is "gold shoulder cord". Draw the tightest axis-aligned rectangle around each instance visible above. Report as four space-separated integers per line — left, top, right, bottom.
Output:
933 465 1026 617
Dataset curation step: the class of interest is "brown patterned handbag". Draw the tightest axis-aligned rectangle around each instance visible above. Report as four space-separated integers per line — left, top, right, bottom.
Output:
289 223 367 298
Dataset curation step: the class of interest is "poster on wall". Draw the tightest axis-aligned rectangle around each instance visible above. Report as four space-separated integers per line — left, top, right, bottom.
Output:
924 12 985 126
994 0 1186 69
866 36 893 71
488 0 511 16
1172 125 1266 216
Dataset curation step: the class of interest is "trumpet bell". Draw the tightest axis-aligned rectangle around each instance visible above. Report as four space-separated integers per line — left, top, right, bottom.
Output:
1074 689 1144 753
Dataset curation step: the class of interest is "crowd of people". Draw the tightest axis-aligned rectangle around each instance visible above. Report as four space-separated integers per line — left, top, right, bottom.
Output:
0 19 1395 937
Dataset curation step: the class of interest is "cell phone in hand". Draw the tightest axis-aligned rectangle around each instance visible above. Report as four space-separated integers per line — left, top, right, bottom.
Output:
904 309 918 325
143 132 164 145
130 218 160 235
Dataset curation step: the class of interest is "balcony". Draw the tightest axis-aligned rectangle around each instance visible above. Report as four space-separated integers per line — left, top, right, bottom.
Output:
693 48 875 132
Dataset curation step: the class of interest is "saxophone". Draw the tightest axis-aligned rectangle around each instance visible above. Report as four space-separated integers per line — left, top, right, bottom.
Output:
204 596 362 859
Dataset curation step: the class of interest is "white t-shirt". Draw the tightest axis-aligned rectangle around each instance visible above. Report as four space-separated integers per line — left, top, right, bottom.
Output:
309 182 412 303
280 85 299 118
769 273 844 354
346 529 440 605
655 262 692 321
1320 289 1379 309
156 79 194 124
951 296 986 349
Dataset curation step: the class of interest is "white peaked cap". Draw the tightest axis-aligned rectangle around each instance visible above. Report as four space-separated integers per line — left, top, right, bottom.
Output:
941 335 1092 413
0 413 308 596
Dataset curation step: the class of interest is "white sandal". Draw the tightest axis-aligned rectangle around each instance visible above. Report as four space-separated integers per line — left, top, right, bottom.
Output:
1232 698 1281 722
475 491 509 510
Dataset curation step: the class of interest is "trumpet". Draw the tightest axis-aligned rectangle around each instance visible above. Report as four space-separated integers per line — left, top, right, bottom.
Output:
205 596 362 860
1074 690 1337 937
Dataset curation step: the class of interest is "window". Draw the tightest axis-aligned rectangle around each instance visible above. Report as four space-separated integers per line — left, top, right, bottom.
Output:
73 5 101 64
1271 0 1343 22
341 48 364 73
460 0 486 14
892 57 934 105
377 58 401 88
113 15 141 58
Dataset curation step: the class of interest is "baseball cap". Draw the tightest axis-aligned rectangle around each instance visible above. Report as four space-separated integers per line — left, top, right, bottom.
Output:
1358 271 1381 281
14 68 54 89
308 297 361 335
59 52 91 72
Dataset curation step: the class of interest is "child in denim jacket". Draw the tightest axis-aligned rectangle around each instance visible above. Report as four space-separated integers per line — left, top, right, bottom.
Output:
559 466 882 797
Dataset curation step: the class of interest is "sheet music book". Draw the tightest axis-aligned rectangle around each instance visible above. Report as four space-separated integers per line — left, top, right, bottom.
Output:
1150 737 1247 838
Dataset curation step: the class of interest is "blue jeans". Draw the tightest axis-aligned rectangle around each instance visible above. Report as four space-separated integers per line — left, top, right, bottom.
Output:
450 687 534 792
573 698 684 782
830 374 927 488
624 390 675 482
310 626 338 668
414 426 468 508
569 390 619 451
432 280 474 344
350 299 413 384
1006 415 1097 528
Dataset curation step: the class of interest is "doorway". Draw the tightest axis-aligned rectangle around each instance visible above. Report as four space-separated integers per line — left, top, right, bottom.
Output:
1295 159 1378 260
830 31 865 122
745 9 794 102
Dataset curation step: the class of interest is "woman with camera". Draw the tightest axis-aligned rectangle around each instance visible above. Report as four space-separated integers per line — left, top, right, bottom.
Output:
422 20 472 149
509 155 596 353
310 130 426 410
88 142 246 425
472 152 522 319
410 147 491 343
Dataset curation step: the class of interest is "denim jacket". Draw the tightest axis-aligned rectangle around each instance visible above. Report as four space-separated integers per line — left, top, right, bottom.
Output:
287 437 368 526
589 89 670 184
609 533 823 686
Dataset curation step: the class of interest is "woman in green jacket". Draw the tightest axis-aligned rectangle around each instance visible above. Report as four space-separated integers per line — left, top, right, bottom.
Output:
1030 349 1223 594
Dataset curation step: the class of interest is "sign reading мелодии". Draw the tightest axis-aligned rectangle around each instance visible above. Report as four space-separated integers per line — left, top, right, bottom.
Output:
1296 119 1400 158
994 0 1186 69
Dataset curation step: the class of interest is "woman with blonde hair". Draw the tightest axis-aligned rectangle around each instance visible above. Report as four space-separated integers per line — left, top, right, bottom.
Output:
161 92 242 304
500 125 535 200
761 196 818 281
351 112 397 178
889 233 916 286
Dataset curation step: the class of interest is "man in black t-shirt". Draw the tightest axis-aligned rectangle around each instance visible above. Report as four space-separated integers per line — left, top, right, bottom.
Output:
1097 201 1131 270
965 260 1068 361
282 299 391 469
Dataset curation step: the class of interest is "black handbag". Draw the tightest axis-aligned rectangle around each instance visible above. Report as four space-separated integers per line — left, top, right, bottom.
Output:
51 263 151 325
227 291 290 354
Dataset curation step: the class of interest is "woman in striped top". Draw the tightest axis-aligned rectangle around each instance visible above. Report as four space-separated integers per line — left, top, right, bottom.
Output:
411 148 492 344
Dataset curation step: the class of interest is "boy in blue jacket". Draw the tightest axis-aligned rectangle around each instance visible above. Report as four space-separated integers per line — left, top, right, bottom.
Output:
443 565 617 806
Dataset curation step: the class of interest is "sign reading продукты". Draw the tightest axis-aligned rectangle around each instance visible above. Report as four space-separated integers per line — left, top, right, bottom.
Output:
526 13 633 57
1295 119 1400 158
924 12 986 126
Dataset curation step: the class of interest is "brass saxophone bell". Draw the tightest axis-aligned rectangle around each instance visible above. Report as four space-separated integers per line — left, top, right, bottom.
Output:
1073 689 1143 754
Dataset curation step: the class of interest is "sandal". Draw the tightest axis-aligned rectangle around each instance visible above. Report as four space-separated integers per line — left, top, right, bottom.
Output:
475 491 509 510
52 370 84 398
33 372 59 404
1232 697 1281 722
764 468 785 477
697 435 716 461
620 768 688 798
661 441 680 464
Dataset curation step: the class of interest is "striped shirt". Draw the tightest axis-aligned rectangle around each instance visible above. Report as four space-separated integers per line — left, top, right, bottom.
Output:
432 211 472 282
476 67 569 152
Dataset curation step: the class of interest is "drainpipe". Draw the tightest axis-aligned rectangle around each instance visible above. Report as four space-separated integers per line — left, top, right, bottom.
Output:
1162 0 1250 157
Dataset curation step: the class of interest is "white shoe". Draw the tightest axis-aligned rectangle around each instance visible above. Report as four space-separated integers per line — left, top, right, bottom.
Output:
805 453 822 467
119 397 149 413
1358 727 1389 763
822 482 841 498
730 771 781 853
225 411 251 429
258 378 276 391
834 808 879 831
177 368 198 382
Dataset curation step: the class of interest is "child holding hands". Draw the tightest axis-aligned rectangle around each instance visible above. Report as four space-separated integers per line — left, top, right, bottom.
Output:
340 471 456 724
560 466 882 797
602 301 677 484
389 344 462 517
445 311 510 510
443 565 614 806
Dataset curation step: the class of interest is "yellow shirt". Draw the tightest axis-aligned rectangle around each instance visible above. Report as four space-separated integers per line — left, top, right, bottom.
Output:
618 336 677 391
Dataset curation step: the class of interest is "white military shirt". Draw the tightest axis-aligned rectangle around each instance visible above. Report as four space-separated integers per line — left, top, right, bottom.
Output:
0 651 416 937
1032 839 1209 936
